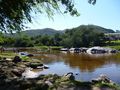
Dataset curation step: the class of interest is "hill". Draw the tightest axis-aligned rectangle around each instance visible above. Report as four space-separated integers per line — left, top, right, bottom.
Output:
5 28 64 37
24 25 114 36
22 28 64 37
66 25 115 33
4 25 115 37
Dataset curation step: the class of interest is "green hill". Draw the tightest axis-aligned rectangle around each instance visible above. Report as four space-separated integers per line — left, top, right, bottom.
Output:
66 25 115 33
4 25 115 37
5 28 64 37
22 28 64 37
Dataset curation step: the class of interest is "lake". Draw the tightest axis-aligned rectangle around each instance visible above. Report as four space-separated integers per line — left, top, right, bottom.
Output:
31 51 120 84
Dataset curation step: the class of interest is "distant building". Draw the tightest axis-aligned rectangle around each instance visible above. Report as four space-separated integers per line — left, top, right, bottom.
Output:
105 33 120 40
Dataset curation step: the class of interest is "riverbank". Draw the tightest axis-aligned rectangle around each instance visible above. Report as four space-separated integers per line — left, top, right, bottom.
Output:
0 54 120 90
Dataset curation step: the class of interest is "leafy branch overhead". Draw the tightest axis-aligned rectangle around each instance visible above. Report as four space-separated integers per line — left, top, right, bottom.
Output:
0 0 96 32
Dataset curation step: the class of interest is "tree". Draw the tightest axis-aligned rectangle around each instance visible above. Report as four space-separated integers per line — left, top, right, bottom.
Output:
14 35 34 47
62 25 106 47
3 37 15 46
52 33 62 46
0 0 96 33
0 32 4 45
40 35 51 46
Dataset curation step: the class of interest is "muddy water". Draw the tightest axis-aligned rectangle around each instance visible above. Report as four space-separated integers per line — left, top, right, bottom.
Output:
30 51 120 83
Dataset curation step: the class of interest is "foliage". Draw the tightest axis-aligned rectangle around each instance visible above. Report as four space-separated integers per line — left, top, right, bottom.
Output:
0 32 4 44
14 35 34 47
62 25 106 47
20 56 30 61
21 28 63 37
0 0 97 32
94 82 120 90
33 25 106 48
105 40 120 49
0 0 81 33
0 25 108 48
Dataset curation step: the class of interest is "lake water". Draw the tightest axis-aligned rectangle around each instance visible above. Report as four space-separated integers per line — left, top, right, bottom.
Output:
31 51 120 83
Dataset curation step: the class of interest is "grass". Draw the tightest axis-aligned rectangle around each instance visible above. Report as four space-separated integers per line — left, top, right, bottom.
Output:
105 40 120 49
105 45 120 50
94 82 120 90
0 51 17 59
34 46 63 50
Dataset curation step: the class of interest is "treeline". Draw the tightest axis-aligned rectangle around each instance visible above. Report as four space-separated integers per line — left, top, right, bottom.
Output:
0 25 107 47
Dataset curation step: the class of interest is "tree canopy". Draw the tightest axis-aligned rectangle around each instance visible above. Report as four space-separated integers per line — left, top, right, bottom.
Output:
0 0 96 33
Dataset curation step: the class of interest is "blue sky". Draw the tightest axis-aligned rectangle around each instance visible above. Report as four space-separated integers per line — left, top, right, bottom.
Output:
26 0 120 31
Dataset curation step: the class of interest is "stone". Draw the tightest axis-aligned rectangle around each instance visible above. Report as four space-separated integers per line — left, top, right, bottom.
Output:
75 73 79 75
12 68 24 77
62 72 75 81
28 63 43 69
27 54 34 57
44 65 49 69
37 66 44 69
6 58 12 61
92 74 113 84
3 57 6 60
12 56 22 63
20 80 33 89
45 80 53 86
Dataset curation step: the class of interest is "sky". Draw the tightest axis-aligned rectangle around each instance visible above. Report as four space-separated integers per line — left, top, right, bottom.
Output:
26 0 120 31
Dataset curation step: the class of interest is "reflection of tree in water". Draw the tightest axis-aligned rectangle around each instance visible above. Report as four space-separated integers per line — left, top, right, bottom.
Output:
62 53 120 72
33 52 63 64
32 51 120 72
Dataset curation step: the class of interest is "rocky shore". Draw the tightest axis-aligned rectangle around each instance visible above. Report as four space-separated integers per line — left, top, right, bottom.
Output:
0 56 120 90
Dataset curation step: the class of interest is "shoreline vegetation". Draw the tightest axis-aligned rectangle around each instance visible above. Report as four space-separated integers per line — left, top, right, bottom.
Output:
0 49 120 90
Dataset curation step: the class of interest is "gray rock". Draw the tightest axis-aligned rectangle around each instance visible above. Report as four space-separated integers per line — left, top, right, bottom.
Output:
92 74 114 84
12 68 24 77
45 80 53 86
44 65 49 69
62 72 75 81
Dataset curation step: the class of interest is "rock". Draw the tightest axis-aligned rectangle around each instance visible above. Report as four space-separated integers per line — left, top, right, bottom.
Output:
36 80 43 85
62 72 75 81
22 68 39 78
45 80 53 86
6 58 12 61
3 57 6 60
92 74 113 84
20 80 33 89
57 86 76 90
27 54 34 57
12 56 22 63
28 63 43 69
75 73 79 75
44 65 49 69
12 68 24 77
37 66 44 69
19 64 26 68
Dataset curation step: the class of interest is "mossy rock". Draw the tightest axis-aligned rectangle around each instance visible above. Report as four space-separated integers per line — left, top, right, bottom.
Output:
28 62 43 69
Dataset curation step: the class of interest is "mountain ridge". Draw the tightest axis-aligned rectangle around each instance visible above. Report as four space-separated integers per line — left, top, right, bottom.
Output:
5 25 115 37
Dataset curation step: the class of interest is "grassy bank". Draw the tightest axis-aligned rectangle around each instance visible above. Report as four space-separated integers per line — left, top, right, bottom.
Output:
105 40 120 50
0 52 17 59
34 46 63 50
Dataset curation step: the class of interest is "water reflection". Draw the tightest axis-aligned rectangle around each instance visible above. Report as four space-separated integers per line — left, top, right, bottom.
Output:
33 52 120 72
62 53 120 72
30 51 120 83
